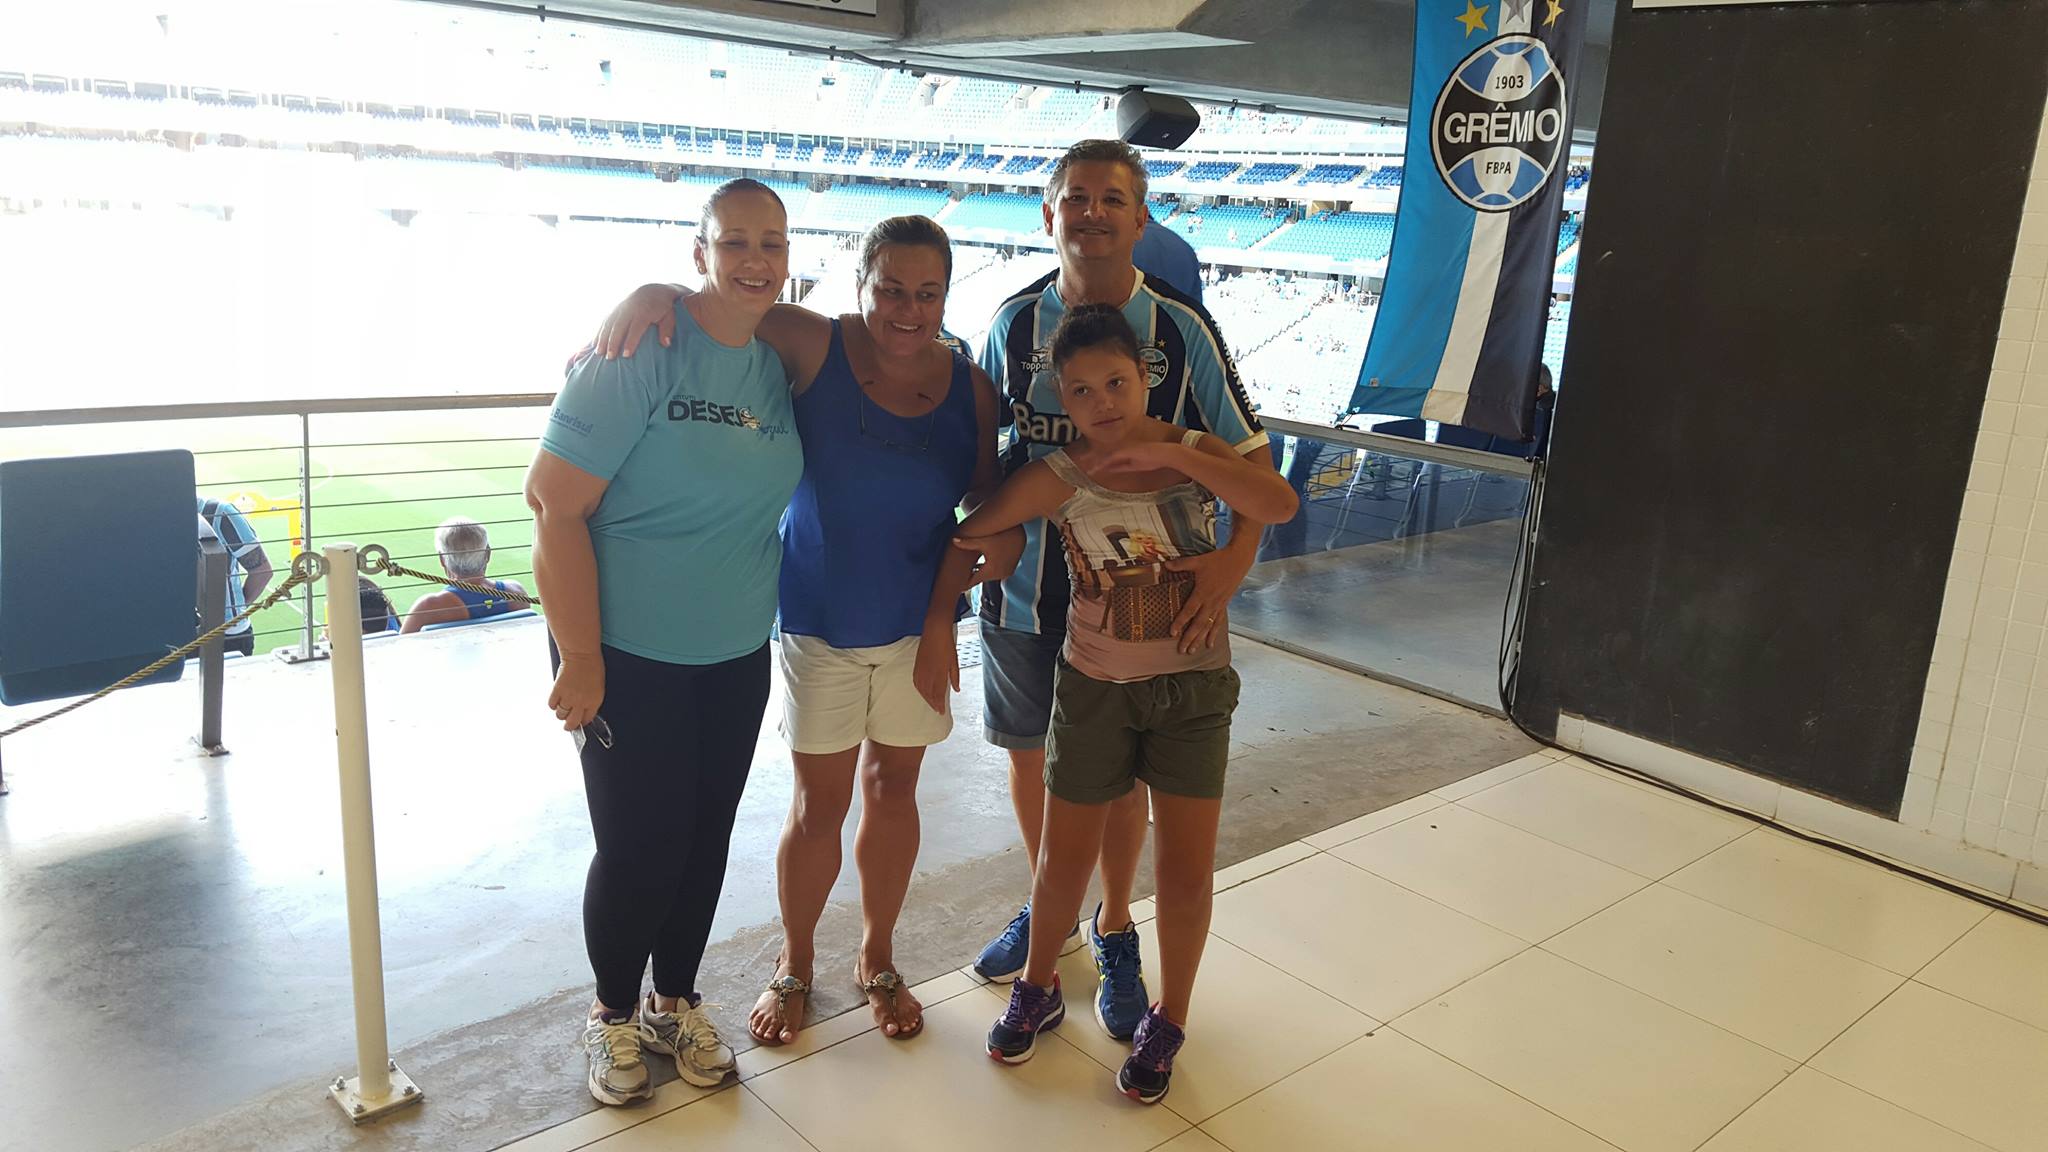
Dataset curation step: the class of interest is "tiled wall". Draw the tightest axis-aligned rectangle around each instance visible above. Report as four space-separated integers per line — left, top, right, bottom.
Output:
1910 100 2048 865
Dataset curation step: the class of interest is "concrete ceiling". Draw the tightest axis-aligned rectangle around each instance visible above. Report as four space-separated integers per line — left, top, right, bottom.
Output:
519 0 1615 130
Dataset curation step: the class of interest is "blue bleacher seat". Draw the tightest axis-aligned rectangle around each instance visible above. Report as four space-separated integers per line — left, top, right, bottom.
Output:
944 191 1045 233
1145 160 1185 178
802 183 951 231
1163 204 1286 248
1258 211 1399 260
1185 161 1240 182
1241 163 1300 185
0 451 197 704
1301 164 1366 184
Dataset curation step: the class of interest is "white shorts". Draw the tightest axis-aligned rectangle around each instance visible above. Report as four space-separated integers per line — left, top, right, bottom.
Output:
777 632 953 755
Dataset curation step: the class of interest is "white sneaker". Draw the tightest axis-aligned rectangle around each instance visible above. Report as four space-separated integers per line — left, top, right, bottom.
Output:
582 1012 652 1106
640 994 737 1088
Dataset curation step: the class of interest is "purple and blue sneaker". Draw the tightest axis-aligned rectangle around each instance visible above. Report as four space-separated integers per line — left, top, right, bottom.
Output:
986 976 1065 1064
1117 1006 1185 1105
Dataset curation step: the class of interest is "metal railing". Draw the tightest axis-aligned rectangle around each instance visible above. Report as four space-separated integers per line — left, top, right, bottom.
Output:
0 393 553 661
1263 415 1538 479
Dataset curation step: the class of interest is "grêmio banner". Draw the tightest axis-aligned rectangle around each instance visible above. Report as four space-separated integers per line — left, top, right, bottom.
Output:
1350 0 1587 440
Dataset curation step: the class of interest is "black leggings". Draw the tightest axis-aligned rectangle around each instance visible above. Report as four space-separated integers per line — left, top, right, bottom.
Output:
567 641 771 1011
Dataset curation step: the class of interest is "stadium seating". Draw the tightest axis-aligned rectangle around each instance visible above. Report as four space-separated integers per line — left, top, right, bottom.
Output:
1364 165 1403 188
1542 299 1571 383
958 153 1004 173
798 182 951 232
942 192 1046 235
945 251 1060 348
1001 155 1049 176
1301 163 1365 184
1185 161 1241 182
1239 294 1377 423
1145 159 1186 179
1163 204 1287 248
1207 272 1319 353
1032 88 1106 132
932 79 1015 133
1240 162 1301 185
1258 211 1398 260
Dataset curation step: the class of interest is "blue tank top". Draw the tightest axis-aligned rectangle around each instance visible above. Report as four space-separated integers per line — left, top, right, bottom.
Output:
779 321 979 648
451 580 519 621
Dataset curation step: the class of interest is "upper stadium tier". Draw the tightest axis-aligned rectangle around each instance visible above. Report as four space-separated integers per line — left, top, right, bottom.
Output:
0 76 1591 212
0 2 1592 209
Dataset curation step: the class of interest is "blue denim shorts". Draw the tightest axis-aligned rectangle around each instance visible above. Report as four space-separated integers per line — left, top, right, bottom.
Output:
980 622 1064 750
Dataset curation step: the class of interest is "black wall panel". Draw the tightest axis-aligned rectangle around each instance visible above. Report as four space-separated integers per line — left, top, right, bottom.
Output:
1518 0 2048 813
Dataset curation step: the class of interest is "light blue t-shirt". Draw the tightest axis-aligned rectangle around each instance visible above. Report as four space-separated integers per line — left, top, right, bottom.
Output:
539 300 801 665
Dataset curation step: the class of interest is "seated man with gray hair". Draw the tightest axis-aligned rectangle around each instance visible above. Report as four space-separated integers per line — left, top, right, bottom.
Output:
399 516 529 634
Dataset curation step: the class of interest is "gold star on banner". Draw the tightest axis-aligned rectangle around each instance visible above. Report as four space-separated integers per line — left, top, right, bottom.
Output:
1457 0 1490 37
1544 0 1564 27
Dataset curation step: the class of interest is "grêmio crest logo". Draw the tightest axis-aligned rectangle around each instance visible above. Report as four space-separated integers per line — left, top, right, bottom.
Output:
1431 35 1568 213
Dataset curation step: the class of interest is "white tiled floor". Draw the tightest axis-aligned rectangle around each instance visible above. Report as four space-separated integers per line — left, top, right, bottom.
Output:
498 753 2048 1152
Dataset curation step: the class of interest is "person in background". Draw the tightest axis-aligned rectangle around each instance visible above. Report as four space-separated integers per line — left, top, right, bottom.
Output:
1131 203 1203 305
197 494 273 656
400 515 529 634
358 576 399 635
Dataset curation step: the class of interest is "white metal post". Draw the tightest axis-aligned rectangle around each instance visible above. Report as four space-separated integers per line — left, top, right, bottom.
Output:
323 543 422 1123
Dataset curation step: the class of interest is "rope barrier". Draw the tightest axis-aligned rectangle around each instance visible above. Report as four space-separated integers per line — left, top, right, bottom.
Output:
360 544 540 607
0 542 541 741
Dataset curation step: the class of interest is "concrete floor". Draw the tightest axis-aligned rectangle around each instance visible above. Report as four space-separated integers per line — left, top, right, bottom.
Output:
1232 517 1524 711
0 616 1531 1152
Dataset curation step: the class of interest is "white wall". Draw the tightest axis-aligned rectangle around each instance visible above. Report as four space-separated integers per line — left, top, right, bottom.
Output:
1911 95 2048 880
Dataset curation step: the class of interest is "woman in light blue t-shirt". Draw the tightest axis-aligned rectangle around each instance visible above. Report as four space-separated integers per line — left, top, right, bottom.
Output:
526 179 802 1108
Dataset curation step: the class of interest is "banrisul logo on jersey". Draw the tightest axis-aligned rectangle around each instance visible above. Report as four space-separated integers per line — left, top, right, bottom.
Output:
1432 36 1567 212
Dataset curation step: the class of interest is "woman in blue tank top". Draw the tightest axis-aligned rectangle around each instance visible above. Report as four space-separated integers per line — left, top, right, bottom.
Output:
593 217 1004 1046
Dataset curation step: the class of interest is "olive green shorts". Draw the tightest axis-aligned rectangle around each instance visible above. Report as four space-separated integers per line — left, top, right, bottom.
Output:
1043 658 1241 804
